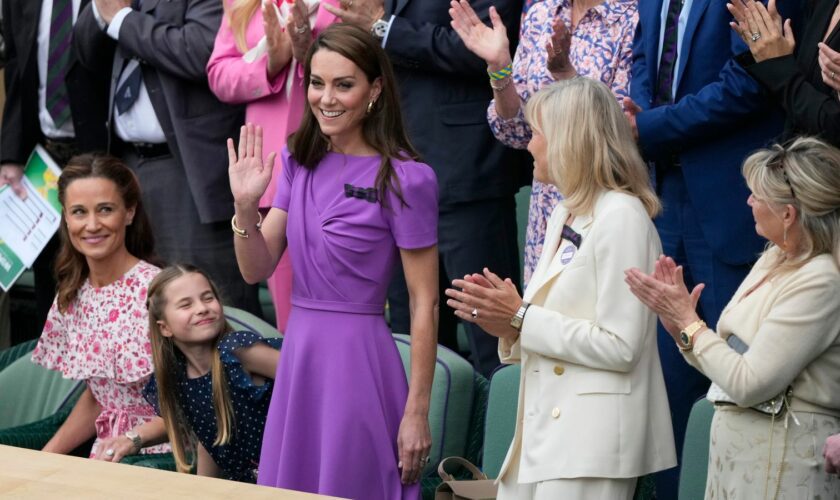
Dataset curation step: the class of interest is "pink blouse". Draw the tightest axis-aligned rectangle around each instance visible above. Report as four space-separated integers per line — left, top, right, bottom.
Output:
31 260 169 457
207 1 339 207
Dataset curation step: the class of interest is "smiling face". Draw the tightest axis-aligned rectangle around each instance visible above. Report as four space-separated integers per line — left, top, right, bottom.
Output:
157 272 223 349
307 49 381 144
63 177 135 265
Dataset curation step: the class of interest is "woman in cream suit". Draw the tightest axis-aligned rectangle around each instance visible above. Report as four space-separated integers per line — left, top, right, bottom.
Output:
627 137 840 498
445 78 676 499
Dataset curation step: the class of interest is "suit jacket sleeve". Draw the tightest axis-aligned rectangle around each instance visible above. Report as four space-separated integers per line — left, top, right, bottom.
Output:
73 3 118 74
744 53 840 145
1 0 26 165
384 0 520 76
684 265 840 407
634 32 765 154
629 20 654 109
116 0 223 83
517 205 660 372
205 6 289 104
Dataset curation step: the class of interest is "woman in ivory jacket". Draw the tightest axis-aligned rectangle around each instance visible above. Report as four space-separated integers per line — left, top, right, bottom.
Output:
446 78 676 499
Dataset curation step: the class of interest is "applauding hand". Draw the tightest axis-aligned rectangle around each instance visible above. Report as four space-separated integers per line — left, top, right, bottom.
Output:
818 43 840 94
546 17 576 80
445 268 522 340
227 123 276 209
727 0 794 62
449 0 512 71
264 0 292 78
287 0 314 61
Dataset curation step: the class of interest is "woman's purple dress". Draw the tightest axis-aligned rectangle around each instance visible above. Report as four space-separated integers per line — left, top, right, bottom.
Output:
257 148 437 499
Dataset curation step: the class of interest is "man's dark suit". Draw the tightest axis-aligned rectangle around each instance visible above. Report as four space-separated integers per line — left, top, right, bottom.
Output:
73 0 260 314
1 0 110 337
383 0 529 376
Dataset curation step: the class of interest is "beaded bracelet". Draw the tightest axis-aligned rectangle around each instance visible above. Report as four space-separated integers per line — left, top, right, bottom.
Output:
487 64 513 81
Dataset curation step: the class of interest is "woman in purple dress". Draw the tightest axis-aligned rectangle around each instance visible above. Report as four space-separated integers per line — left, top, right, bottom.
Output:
226 23 437 499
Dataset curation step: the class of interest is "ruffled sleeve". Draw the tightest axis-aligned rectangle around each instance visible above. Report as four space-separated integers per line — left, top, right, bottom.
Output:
383 159 439 250
142 375 162 416
218 331 282 401
271 147 297 212
30 261 160 383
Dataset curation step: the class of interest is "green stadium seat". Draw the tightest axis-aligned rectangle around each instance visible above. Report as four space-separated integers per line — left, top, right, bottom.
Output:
678 398 714 500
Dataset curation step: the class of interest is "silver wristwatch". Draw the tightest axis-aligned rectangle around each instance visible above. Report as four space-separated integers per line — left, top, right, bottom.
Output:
124 430 142 452
370 19 389 40
509 302 531 332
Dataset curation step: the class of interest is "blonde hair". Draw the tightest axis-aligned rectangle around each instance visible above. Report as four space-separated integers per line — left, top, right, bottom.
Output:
226 0 261 53
146 265 236 474
524 78 660 218
742 136 840 274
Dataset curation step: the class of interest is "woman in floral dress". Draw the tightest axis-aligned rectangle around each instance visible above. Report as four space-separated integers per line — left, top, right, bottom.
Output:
31 154 168 458
450 0 638 284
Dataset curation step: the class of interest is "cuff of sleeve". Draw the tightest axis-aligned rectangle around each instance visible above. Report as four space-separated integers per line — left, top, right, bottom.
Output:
688 328 718 357
498 335 521 363
745 54 797 95
381 15 396 48
106 7 134 40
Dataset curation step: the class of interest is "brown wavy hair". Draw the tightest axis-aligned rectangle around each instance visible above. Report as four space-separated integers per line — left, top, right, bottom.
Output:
288 23 420 207
146 264 236 474
55 154 160 312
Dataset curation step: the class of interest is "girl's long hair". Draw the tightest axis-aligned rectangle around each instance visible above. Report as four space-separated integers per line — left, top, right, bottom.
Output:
55 154 160 312
289 23 420 207
146 265 236 474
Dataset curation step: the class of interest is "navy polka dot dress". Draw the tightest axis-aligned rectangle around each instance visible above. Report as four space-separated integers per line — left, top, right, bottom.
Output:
144 331 282 483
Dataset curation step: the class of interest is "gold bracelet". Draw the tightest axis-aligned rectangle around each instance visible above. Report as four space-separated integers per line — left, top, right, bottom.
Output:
490 76 513 92
231 212 263 239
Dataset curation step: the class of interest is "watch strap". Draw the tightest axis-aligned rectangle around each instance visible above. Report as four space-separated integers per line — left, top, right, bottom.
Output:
678 320 707 352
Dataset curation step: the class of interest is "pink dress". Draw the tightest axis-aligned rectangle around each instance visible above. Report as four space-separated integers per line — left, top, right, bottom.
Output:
31 260 169 457
207 1 339 332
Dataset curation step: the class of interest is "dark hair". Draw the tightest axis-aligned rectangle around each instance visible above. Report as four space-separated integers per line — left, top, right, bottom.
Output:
288 23 419 206
55 154 160 311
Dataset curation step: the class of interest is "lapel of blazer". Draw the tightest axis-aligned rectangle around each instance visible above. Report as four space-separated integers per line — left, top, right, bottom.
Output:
18 1 42 74
675 0 711 89
392 0 410 17
142 0 160 13
640 0 663 99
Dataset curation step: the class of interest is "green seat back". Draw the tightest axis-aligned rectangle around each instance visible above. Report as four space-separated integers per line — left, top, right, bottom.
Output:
483 364 520 479
678 398 714 500
0 353 84 430
0 339 38 372
392 334 479 480
224 306 282 339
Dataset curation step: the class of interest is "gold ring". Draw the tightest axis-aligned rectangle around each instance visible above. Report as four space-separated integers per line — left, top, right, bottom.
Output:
832 71 837 81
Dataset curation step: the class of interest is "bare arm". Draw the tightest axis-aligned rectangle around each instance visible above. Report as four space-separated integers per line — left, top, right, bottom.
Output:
43 386 100 454
228 124 287 283
234 342 281 380
396 245 437 484
196 441 222 477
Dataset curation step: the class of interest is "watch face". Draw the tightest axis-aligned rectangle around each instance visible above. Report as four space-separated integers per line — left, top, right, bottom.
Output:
680 331 690 346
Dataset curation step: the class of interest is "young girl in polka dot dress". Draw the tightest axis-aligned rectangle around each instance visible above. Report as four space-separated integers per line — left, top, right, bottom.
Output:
142 264 281 482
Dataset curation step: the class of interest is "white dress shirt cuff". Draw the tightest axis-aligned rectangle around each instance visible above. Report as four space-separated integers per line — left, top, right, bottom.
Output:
106 7 134 39
380 15 396 48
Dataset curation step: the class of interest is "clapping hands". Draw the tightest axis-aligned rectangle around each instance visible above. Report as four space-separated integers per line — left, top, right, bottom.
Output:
449 0 512 71
445 268 522 340
546 17 576 80
727 0 794 62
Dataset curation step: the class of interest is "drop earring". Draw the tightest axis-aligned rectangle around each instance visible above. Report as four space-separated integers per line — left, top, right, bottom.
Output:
367 100 375 114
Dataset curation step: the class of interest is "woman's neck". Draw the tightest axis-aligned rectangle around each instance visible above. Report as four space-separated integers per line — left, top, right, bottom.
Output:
328 129 377 157
86 248 139 288
176 341 214 379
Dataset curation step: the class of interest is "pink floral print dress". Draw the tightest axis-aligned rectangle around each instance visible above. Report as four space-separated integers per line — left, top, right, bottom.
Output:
31 260 169 457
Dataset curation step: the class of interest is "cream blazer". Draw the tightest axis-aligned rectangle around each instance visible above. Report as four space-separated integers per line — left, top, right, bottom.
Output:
497 191 677 484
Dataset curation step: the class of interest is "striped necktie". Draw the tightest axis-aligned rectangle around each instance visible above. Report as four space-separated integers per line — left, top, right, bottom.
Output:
654 0 683 105
46 0 73 128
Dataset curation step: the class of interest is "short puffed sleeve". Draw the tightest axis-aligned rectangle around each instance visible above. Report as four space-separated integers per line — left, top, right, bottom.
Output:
383 159 439 250
218 331 282 401
271 147 298 212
